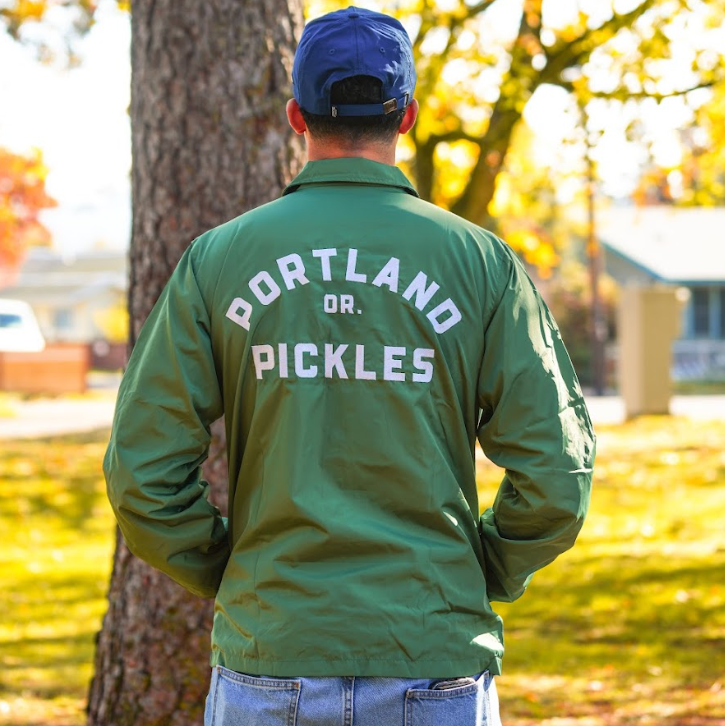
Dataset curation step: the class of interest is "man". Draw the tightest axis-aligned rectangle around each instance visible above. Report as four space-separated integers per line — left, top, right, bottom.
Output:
105 7 594 725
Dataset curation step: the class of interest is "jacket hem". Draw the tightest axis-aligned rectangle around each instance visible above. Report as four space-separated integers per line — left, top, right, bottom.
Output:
209 652 502 679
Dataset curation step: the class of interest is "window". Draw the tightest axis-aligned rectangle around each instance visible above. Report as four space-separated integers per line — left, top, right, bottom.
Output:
692 288 710 338
53 308 74 331
720 289 725 340
0 314 22 329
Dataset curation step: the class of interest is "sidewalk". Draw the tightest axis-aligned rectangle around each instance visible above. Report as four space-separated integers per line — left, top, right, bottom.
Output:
586 395 725 425
0 371 119 440
1 387 724 440
0 394 118 440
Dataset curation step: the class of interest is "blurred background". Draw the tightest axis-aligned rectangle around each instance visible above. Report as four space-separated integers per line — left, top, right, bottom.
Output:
0 1 723 725
2 0 725 403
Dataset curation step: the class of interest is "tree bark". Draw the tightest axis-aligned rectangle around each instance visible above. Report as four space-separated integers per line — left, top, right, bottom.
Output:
449 104 519 228
87 1 303 724
411 138 436 203
450 3 541 228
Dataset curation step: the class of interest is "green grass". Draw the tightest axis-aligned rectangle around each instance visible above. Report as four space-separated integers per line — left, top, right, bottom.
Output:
476 417 725 725
0 394 18 419
673 380 725 395
0 430 114 726
1 418 725 724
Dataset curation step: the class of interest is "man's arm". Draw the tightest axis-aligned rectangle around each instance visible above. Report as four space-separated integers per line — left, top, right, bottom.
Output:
477 243 595 603
104 244 230 598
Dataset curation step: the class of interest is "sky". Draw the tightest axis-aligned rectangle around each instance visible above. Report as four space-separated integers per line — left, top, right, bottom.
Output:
0 1 717 255
0 3 131 254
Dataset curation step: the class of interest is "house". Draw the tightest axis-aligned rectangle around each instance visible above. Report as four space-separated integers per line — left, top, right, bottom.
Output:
600 206 725 381
1 247 128 369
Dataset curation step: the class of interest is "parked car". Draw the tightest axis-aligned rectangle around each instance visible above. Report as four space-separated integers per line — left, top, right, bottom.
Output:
0 299 45 353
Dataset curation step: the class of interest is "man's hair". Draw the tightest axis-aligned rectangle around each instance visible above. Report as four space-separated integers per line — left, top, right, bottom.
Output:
300 75 407 145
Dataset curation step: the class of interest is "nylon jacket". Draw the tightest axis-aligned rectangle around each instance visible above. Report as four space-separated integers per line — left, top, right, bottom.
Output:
104 157 595 678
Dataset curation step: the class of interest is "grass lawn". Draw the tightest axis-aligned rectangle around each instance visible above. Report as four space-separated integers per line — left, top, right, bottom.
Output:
1 417 724 725
0 394 18 419
477 417 725 725
0 431 115 726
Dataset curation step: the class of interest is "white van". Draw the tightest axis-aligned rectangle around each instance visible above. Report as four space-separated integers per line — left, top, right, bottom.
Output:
0 299 46 353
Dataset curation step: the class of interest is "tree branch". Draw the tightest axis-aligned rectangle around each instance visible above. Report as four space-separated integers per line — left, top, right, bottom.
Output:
413 0 497 55
427 129 482 146
546 0 658 72
552 78 719 102
522 0 543 48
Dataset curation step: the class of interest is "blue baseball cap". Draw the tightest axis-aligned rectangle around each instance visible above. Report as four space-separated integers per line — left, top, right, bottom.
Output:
293 7 416 117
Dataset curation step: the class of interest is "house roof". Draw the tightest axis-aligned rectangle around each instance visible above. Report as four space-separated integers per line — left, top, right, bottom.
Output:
2 248 128 306
599 206 725 285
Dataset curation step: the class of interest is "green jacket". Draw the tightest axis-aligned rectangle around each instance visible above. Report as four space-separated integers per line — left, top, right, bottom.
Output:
105 157 594 678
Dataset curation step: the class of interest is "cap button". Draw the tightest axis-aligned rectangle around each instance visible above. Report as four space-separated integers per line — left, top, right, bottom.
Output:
348 11 359 18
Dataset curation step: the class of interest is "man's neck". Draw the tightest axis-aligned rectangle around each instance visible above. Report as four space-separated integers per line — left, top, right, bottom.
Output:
305 137 397 166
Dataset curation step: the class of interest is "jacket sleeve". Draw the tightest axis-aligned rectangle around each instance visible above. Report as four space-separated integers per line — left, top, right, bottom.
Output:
104 244 229 598
477 244 595 603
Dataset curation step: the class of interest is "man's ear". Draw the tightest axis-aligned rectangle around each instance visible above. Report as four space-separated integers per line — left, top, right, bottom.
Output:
398 99 419 135
287 98 307 135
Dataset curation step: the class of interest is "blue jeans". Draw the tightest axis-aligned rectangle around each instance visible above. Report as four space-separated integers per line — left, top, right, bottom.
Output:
204 665 502 726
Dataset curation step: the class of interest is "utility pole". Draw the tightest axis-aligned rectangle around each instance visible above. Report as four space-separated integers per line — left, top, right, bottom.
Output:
583 106 607 395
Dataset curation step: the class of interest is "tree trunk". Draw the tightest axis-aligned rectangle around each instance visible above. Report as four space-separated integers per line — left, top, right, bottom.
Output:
412 138 436 203
87 1 303 724
449 105 519 228
450 3 540 228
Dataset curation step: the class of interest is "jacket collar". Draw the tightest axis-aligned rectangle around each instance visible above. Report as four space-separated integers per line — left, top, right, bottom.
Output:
283 157 419 198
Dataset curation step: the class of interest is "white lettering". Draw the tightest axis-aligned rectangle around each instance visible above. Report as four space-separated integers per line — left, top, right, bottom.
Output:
340 294 354 314
312 248 337 281
346 248 367 283
278 343 289 378
324 294 337 313
295 343 318 378
323 294 358 314
250 341 436 383
225 297 253 331
412 348 435 383
277 253 309 290
252 344 275 379
427 299 462 333
228 252 461 344
371 257 400 293
355 344 376 380
383 346 406 381
249 271 281 305
325 343 349 378
402 272 439 311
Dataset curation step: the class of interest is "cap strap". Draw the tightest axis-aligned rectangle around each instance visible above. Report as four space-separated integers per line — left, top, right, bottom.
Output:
331 94 409 117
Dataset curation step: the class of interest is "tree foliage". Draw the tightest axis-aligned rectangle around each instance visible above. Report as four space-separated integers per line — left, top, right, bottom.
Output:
0 146 56 286
0 0 96 37
406 0 723 217
0 0 128 61
487 122 582 278
634 81 725 206
307 0 725 269
546 259 618 387
93 298 129 343
4 0 725 270
679 85 725 205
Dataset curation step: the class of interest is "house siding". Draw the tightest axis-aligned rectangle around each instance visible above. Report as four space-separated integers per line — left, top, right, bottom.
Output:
2 249 127 345
603 247 725 381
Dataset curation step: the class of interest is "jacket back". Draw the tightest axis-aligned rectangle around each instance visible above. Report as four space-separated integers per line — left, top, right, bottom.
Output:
105 158 595 678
